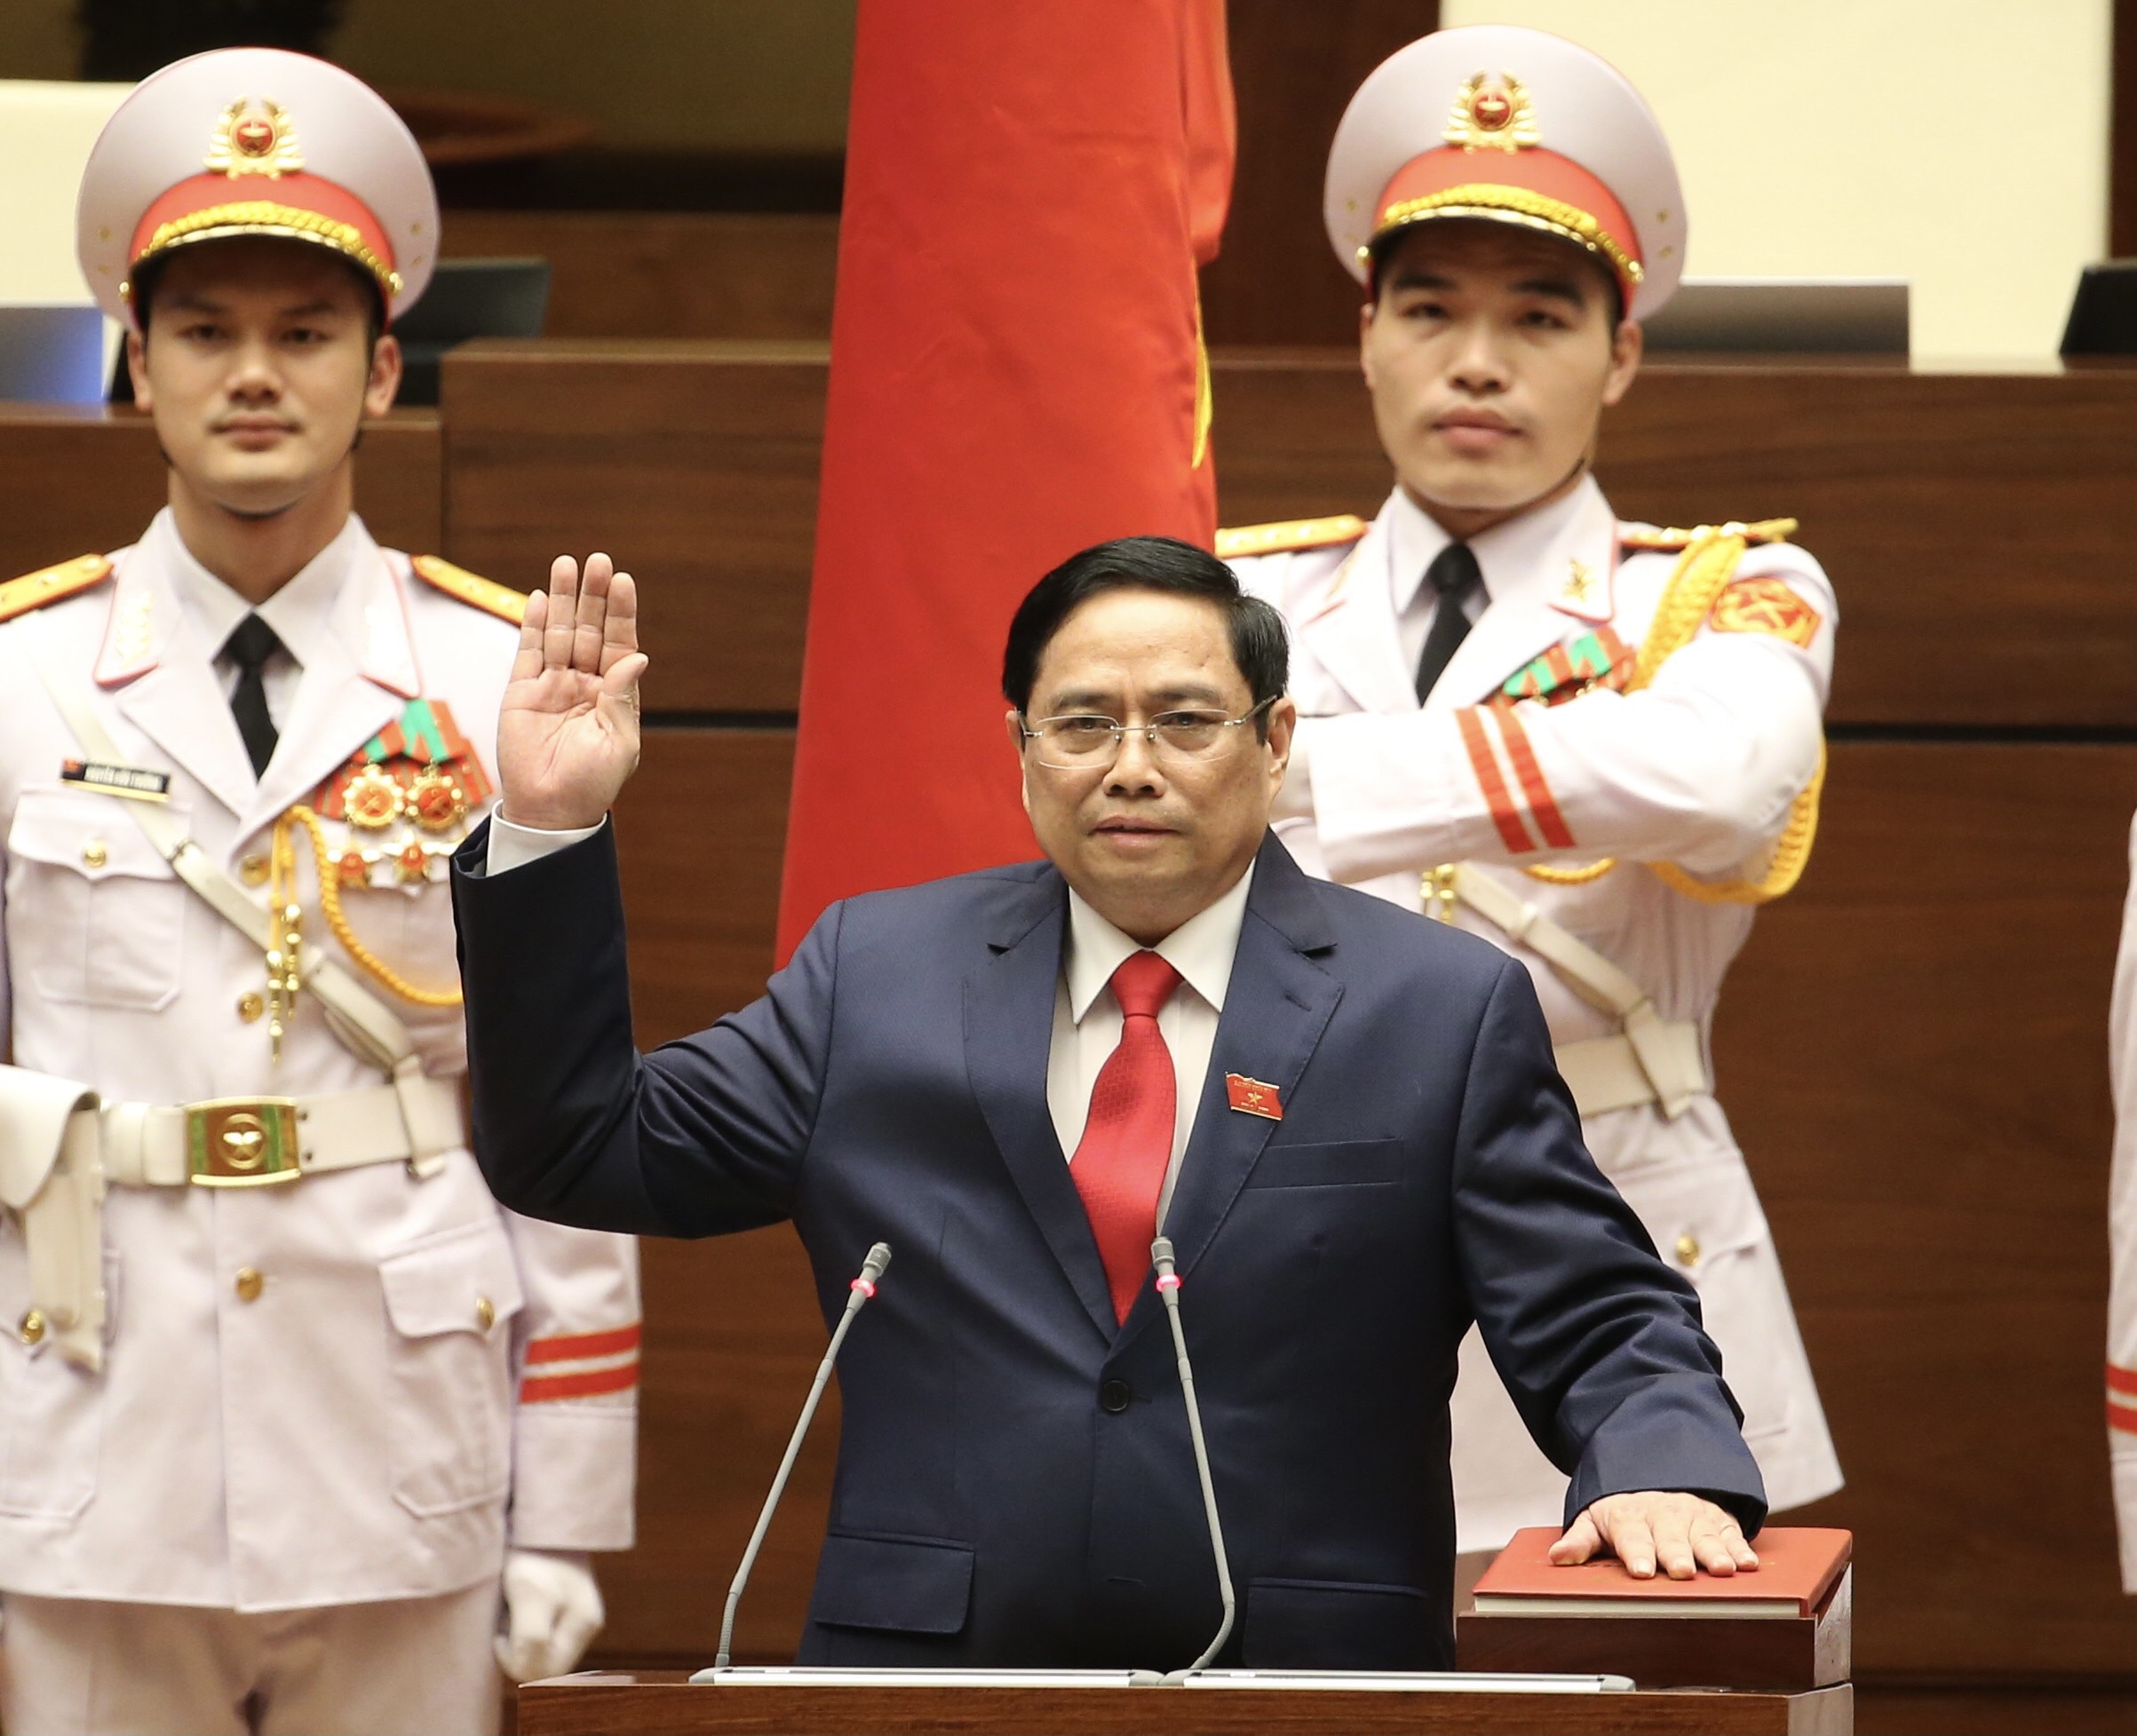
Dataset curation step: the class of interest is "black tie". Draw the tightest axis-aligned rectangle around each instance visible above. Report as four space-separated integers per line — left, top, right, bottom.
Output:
1413 543 1484 703
223 614 282 778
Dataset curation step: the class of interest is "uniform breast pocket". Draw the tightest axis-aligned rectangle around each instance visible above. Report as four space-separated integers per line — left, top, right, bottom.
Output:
5 788 187 1012
378 1220 526 1518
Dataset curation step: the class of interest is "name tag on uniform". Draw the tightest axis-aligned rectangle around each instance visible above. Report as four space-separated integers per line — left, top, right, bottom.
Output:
60 758 171 802
1226 1074 1283 1120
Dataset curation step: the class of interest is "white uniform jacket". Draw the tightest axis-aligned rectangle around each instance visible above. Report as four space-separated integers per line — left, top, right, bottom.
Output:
0 511 640 1611
1234 478 1843 1550
2104 814 2137 1588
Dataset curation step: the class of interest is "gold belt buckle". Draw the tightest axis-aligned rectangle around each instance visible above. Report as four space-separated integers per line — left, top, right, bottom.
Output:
187 1098 303 1186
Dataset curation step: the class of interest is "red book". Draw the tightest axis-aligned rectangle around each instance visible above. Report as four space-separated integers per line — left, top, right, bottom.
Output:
1472 1526 1853 1619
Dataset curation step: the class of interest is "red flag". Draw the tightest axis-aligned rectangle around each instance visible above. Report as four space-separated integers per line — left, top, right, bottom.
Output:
775 0 1235 959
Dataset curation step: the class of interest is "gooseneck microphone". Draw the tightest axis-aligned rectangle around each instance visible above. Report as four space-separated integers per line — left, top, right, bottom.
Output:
1150 1235 1235 1680
713 1241 892 1672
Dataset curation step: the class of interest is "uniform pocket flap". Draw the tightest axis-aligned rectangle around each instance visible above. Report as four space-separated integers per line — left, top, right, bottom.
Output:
8 787 179 881
379 1221 525 1340
1614 1156 1772 1270
1243 1576 1426 1669
809 1532 973 1635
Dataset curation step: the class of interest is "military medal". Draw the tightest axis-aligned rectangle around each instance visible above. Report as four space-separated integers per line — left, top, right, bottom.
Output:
311 699 492 889
341 763 404 830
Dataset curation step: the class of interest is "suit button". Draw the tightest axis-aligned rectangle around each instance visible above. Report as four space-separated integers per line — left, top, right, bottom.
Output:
237 992 266 1023
234 1267 265 1303
475 1296 497 1332
81 839 107 870
18 1308 45 1346
241 852 271 886
1099 1378 1132 1414
1675 1233 1701 1269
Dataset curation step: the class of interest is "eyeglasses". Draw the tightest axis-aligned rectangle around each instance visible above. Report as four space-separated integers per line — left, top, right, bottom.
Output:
1018 697 1276 770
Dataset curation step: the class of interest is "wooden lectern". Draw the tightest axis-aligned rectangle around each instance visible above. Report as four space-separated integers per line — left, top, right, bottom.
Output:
515 1669 1849 1734
518 1529 1854 1735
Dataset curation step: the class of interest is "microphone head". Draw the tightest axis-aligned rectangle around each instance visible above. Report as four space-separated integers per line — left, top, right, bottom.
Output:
862 1241 893 1283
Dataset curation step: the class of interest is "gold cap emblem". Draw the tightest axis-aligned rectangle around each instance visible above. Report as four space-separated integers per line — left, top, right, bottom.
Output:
1444 72 1539 153
207 99 305 179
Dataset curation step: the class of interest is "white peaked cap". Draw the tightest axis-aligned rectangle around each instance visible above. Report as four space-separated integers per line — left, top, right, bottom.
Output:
77 47 439 327
1324 25 1686 321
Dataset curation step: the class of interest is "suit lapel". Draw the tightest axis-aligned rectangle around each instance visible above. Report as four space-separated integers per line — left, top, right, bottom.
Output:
964 872 1118 1343
103 554 258 820
1115 838 1344 1346
1294 507 1417 717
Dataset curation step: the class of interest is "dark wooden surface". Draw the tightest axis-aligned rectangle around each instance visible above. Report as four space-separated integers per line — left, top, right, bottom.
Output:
1458 1564 1848 1690
1198 1 1438 345
441 340 822 715
443 211 839 342
512 1673 1848 1736
0 405 441 577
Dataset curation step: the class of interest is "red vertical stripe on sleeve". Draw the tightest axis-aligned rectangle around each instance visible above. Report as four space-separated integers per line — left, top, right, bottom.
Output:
1457 708 1538 855
1492 705 1577 850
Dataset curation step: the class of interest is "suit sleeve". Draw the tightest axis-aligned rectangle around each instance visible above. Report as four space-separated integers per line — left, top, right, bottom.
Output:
1452 955 1768 1530
2107 812 2137 1589
1300 548 1834 884
452 816 837 1239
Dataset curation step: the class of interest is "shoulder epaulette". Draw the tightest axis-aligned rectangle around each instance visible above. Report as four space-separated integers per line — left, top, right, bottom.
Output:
1214 515 1369 561
0 554 113 626
1620 518 1798 553
409 554 527 625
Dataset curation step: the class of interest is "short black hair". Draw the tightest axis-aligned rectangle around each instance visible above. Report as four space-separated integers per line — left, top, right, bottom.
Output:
1002 535 1289 733
131 242 387 352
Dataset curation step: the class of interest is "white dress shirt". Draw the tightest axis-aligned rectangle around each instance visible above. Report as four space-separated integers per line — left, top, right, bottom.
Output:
1385 483 1492 676
488 814 1254 1226
162 512 374 740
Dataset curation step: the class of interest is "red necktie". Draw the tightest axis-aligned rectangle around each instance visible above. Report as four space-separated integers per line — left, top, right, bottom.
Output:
1071 950 1183 1325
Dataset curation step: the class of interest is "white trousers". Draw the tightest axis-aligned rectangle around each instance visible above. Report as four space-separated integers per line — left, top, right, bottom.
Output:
0 1582 501 1736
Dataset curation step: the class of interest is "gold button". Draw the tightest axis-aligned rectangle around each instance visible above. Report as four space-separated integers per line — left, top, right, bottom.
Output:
475 1296 497 1332
1675 1233 1702 1269
241 852 271 886
237 992 266 1023
18 1308 45 1346
234 1267 265 1303
82 839 108 869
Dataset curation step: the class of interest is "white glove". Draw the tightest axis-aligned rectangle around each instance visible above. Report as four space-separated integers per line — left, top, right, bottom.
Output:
495 1549 605 1684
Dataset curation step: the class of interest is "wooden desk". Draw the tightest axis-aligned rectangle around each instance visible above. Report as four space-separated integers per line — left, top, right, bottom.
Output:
513 1671 1852 1736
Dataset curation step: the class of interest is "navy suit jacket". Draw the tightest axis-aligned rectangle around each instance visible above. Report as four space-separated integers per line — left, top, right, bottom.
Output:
451 825 1763 1670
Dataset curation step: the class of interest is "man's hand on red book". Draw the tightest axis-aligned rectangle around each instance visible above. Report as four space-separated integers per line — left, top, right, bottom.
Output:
1549 1492 1760 1581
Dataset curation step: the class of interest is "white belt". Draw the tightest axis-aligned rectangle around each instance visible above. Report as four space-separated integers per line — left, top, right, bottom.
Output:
100 1075 464 1189
1554 1027 1709 1119
1430 864 1709 1120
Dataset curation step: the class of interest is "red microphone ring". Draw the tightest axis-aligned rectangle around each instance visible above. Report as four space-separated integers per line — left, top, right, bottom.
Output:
851 1277 877 1297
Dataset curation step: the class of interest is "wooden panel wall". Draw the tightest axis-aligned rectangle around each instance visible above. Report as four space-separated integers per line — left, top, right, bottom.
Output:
12 349 2137 1683
1199 0 1438 345
0 406 441 577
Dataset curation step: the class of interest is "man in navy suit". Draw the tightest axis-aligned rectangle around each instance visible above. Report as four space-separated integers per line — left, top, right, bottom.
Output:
450 537 1767 1670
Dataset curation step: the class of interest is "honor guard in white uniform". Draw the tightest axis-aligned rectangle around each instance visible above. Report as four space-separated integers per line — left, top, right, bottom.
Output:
1227 27 1842 1557
2104 820 2137 1586
0 51 638 1734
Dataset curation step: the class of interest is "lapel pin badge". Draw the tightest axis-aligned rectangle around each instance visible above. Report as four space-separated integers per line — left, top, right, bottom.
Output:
1225 1074 1283 1121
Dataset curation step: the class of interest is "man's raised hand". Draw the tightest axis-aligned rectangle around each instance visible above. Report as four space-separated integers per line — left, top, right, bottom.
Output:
497 553 649 831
